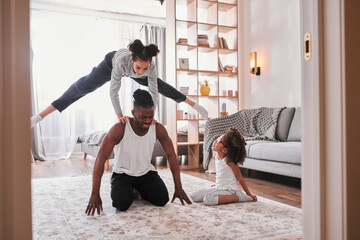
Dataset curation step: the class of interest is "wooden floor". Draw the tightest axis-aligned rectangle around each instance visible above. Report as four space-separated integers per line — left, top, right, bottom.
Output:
32 158 301 208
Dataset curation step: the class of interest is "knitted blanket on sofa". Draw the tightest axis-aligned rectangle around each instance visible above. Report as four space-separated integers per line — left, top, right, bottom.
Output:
203 107 284 170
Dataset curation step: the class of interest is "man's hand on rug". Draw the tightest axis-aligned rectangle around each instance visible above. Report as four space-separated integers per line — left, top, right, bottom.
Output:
85 193 103 216
171 188 192 205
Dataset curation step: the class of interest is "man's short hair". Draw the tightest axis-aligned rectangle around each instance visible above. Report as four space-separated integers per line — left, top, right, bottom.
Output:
133 89 154 108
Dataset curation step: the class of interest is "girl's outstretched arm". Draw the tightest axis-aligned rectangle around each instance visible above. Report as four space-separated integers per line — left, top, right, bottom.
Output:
229 162 257 201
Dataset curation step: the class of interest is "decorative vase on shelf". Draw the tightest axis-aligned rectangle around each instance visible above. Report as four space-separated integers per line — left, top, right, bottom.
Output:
200 80 210 96
220 111 228 117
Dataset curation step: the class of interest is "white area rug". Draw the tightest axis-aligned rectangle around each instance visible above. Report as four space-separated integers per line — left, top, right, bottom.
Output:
32 171 302 240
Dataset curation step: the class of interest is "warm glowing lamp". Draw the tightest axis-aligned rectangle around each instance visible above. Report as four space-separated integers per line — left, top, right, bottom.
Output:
250 52 260 75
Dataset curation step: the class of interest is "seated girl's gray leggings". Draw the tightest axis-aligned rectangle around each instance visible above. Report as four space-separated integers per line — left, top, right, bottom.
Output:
51 51 186 112
191 188 253 206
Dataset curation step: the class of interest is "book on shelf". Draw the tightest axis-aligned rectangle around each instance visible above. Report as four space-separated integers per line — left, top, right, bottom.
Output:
224 65 235 73
219 58 235 73
223 38 229 49
224 65 234 71
198 34 209 47
176 38 188 45
218 37 223 48
218 37 229 49
179 58 189 69
198 42 210 47
218 57 224 72
198 34 208 39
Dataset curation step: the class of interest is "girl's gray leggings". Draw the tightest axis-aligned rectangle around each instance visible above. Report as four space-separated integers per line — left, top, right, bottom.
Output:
191 188 252 206
51 51 186 112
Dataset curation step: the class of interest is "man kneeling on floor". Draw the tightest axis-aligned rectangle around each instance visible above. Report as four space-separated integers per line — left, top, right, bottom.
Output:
85 89 192 215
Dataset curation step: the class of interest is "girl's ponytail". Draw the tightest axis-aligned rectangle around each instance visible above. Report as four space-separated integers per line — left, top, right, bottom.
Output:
145 44 160 58
128 39 145 55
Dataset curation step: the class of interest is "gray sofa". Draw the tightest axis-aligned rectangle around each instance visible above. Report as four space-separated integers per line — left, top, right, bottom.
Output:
206 107 302 178
243 107 301 178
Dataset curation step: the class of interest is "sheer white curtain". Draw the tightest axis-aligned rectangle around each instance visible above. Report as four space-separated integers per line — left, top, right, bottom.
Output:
140 25 167 125
31 10 142 160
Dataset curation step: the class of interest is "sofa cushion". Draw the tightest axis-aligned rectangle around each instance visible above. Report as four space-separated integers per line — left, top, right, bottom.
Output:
242 158 301 178
287 107 301 141
245 140 271 155
247 142 301 165
275 107 296 142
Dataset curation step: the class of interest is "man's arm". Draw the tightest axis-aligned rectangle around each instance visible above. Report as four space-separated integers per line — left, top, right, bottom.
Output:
156 123 192 205
85 123 125 215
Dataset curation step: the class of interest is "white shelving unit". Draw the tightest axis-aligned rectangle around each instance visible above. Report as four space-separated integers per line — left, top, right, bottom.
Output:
166 0 239 169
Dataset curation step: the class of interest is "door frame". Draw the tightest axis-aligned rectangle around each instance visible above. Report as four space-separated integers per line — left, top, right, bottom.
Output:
0 0 32 239
302 0 360 239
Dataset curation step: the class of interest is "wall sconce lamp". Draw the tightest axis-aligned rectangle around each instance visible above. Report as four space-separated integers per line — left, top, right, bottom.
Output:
250 52 261 75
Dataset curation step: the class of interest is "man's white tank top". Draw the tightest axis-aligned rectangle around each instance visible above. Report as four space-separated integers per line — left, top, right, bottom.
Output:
112 122 156 176
215 154 239 191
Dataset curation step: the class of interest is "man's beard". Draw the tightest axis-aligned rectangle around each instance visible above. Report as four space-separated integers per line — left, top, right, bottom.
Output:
134 116 150 130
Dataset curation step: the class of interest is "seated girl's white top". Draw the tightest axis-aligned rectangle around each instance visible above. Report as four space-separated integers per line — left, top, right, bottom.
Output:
112 122 156 176
215 153 239 191
110 49 158 114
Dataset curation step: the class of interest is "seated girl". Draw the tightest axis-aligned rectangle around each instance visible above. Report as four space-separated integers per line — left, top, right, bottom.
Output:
191 128 257 206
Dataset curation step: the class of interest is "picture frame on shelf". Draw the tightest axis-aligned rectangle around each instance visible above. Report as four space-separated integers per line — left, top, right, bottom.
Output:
179 58 189 69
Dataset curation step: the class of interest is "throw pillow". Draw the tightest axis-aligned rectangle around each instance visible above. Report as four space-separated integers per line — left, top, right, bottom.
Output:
287 108 302 141
275 107 296 141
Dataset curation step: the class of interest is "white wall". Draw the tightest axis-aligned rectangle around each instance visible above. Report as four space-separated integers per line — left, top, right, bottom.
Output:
241 0 301 108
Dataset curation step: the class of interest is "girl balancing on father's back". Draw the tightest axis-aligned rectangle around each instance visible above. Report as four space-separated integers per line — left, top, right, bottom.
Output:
31 39 208 127
191 128 257 206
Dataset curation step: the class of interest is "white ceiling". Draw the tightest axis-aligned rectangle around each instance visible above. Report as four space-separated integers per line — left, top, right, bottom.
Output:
31 0 166 19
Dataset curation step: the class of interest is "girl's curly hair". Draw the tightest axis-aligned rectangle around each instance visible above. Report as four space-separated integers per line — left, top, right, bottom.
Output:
223 128 247 165
128 39 159 62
